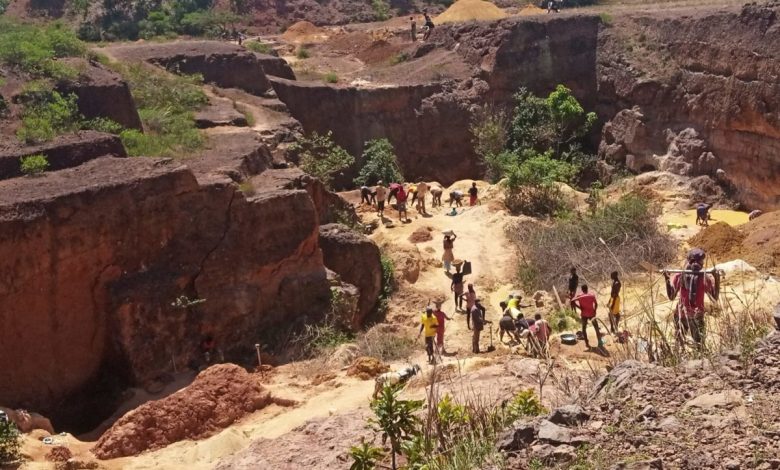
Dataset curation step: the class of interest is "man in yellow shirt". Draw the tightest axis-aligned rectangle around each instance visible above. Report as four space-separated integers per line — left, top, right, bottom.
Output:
418 307 439 364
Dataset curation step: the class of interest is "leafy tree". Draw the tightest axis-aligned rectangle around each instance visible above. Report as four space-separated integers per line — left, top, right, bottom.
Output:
470 105 509 182
138 10 176 39
17 90 81 144
290 131 354 189
370 383 424 470
349 440 385 470
354 138 403 186
371 0 390 21
0 419 21 464
509 85 596 160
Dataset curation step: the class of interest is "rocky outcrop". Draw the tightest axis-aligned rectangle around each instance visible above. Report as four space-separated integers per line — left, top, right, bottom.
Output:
0 156 330 431
597 4 780 209
0 131 126 180
93 364 285 458
59 59 143 130
319 224 382 328
104 41 290 96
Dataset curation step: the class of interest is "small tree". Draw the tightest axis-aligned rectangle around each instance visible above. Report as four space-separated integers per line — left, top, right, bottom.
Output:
349 440 385 470
0 419 21 465
470 105 510 183
371 0 390 21
370 383 424 470
509 85 596 160
354 138 403 186
503 150 578 216
290 131 354 189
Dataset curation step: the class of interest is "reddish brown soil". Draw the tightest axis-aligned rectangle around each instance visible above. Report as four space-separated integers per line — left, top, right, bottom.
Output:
688 222 745 260
408 226 434 243
688 212 780 271
346 356 389 380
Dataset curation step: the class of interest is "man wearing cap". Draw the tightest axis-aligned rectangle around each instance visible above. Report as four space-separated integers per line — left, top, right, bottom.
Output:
418 306 440 364
664 248 720 347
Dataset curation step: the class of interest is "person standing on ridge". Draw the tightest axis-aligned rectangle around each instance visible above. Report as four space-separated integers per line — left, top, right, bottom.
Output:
423 11 434 40
410 16 417 42
572 284 602 349
607 271 622 334
418 307 439 364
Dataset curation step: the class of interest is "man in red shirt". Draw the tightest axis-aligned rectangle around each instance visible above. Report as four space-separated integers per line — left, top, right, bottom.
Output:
664 248 720 347
572 284 602 348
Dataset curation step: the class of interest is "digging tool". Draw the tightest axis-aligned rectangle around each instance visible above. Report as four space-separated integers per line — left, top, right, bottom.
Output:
486 324 496 352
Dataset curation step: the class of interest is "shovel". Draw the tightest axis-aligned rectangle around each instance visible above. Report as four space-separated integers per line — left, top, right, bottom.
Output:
486 324 496 352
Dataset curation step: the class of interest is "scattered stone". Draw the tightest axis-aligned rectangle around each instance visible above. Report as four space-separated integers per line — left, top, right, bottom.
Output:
658 416 680 432
549 404 590 426
46 446 73 462
611 458 663 469
683 390 744 411
537 419 572 445
725 460 741 470
635 405 657 422
497 419 536 452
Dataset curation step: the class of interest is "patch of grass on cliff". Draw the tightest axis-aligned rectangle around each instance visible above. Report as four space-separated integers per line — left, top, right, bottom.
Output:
0 19 86 80
114 63 207 157
245 40 273 55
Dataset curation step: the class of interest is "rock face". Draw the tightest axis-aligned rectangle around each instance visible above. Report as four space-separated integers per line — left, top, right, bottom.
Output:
104 41 282 95
0 157 330 430
0 131 126 180
92 364 277 458
597 4 780 209
59 59 143 130
319 223 382 328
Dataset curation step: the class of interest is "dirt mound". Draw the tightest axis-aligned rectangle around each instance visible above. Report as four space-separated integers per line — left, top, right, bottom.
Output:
739 210 780 270
346 356 389 380
45 446 73 462
326 31 374 54
409 226 434 243
688 222 745 261
93 364 279 459
356 40 406 65
436 0 508 24
517 3 545 15
281 21 329 44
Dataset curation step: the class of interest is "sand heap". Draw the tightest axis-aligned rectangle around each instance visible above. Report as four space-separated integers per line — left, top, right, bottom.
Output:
518 3 545 15
436 0 508 24
687 212 780 271
281 20 329 44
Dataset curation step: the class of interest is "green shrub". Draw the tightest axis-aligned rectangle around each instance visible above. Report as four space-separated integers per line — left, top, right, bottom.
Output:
323 72 339 84
0 419 20 465
370 384 424 470
390 52 409 65
504 389 547 422
245 40 273 54
376 253 396 316
84 117 124 134
296 47 311 59
349 440 385 470
290 130 354 189
372 0 391 21
0 19 86 80
470 106 509 183
138 10 176 39
503 150 579 216
599 12 613 25
16 90 80 144
354 138 404 186
20 154 50 176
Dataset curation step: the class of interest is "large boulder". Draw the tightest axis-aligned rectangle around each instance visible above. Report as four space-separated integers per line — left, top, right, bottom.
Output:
319 224 382 328
92 364 281 458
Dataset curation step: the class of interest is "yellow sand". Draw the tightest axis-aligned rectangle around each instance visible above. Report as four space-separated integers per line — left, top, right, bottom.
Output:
663 209 749 229
436 0 508 24
517 3 545 15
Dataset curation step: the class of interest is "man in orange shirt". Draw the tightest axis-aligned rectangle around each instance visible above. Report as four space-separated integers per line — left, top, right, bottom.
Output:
572 284 602 348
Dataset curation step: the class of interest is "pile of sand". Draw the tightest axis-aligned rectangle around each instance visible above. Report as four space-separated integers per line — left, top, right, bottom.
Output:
688 222 745 261
281 21 329 44
436 0 508 24
408 226 434 243
518 3 545 15
346 356 389 380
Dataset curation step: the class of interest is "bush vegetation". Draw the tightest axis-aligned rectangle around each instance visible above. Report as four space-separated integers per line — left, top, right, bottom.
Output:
359 385 546 470
296 47 311 59
371 0 391 21
113 63 207 156
509 194 676 290
0 419 20 465
471 85 597 216
323 71 339 84
0 19 86 80
290 131 354 189
16 88 81 144
244 40 273 54
353 138 404 187
19 154 50 176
